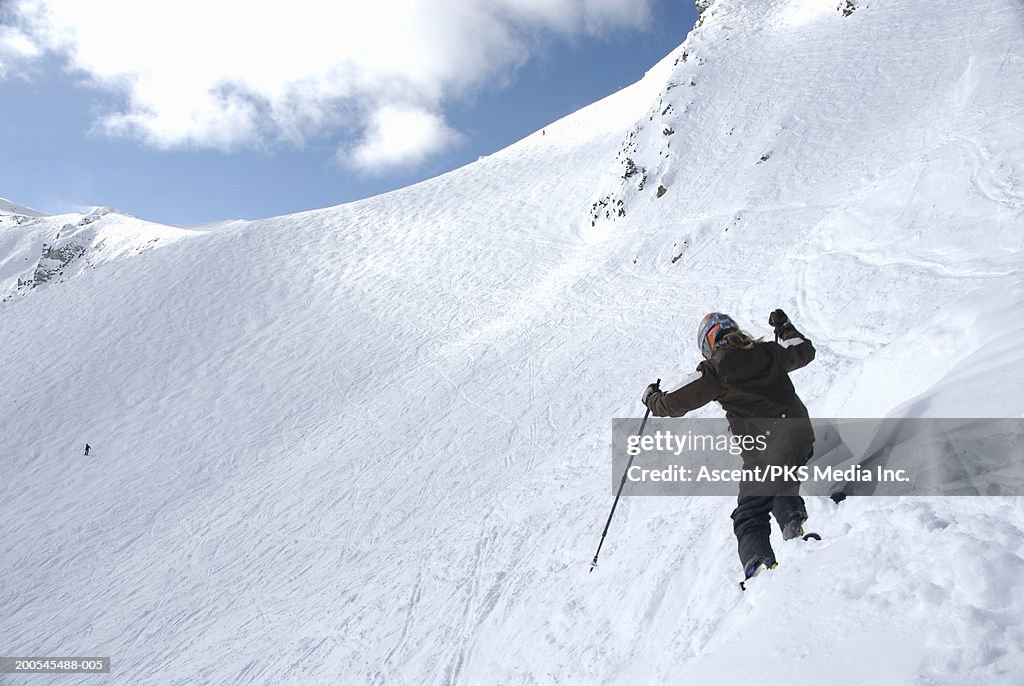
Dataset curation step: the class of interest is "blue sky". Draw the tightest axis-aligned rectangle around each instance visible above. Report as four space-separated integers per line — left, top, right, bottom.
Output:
1 1 696 225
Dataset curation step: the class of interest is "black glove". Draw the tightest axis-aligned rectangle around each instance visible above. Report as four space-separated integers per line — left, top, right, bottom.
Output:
641 382 661 406
770 308 802 340
770 309 808 343
769 308 789 329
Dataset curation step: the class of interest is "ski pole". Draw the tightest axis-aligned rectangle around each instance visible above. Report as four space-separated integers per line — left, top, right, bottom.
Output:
590 378 660 573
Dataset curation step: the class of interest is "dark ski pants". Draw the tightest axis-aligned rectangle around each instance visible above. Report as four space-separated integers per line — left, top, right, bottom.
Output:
731 443 813 569
731 493 807 569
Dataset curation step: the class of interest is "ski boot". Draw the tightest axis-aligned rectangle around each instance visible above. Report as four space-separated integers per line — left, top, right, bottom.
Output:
782 516 806 540
740 556 777 591
782 517 821 542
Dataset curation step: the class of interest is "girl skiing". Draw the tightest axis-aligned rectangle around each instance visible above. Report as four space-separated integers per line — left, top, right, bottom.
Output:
642 309 816 580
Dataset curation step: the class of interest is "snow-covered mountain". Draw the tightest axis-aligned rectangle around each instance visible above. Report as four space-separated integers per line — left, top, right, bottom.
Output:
3 0 1024 683
0 197 46 217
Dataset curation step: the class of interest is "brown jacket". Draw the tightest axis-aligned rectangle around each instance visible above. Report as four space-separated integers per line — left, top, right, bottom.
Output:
645 328 816 460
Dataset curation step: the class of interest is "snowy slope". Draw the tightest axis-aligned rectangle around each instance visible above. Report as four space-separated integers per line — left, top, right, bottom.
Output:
0 205 197 303
3 0 1024 684
0 197 46 217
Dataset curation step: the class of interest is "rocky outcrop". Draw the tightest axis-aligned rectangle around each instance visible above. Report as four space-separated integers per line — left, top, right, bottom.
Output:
31 229 89 286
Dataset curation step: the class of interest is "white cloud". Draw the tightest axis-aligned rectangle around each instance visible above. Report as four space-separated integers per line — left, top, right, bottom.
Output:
345 104 463 173
0 24 40 77
1 0 652 170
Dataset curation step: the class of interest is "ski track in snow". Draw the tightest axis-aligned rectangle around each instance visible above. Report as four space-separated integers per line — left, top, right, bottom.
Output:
3 0 1024 683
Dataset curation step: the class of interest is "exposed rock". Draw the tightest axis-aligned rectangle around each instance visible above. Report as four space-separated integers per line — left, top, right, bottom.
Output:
696 0 716 16
28 227 90 288
623 158 640 180
589 197 627 226
32 243 86 286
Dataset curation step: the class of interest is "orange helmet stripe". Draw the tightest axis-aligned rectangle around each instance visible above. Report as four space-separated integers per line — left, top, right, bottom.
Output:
706 323 721 352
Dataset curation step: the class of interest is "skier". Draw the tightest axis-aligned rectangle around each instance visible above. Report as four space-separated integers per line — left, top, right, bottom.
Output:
641 309 816 581
84 443 91 456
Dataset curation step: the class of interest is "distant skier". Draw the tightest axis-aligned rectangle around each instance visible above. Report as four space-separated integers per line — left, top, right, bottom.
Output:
84 443 91 456
642 309 816 581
